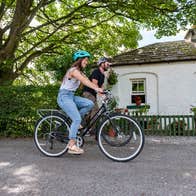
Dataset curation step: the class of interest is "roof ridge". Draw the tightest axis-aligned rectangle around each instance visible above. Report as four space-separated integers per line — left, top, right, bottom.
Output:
112 40 196 65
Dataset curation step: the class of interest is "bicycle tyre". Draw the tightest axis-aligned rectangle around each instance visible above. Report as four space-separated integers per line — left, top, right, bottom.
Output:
34 113 69 157
100 113 133 147
97 114 145 162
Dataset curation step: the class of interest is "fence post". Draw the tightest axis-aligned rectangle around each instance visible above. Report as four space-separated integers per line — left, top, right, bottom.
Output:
194 113 196 135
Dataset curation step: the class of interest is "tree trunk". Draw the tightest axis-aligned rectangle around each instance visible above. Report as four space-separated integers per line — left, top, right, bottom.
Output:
0 68 16 86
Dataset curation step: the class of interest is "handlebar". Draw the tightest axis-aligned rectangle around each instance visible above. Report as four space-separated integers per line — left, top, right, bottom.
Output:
100 89 111 95
98 90 113 104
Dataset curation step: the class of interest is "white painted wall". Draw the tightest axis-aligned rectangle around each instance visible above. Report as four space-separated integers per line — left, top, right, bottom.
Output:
111 61 196 115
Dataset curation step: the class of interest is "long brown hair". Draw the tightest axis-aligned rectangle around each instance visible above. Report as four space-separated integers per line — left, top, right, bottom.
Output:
71 58 84 70
62 58 84 82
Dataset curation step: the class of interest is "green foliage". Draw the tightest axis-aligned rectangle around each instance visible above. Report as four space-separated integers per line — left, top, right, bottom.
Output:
0 85 59 137
1 0 195 85
130 104 150 116
138 104 150 115
35 52 73 83
107 69 118 86
109 97 118 110
191 107 196 115
168 120 187 136
147 116 160 130
28 50 93 84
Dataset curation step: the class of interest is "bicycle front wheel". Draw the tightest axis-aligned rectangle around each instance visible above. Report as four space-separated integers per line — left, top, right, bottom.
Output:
34 114 69 157
98 114 145 162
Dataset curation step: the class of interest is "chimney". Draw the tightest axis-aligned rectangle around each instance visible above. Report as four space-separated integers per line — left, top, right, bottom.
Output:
184 25 196 43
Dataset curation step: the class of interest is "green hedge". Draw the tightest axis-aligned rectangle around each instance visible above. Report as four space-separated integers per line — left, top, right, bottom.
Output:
0 85 60 137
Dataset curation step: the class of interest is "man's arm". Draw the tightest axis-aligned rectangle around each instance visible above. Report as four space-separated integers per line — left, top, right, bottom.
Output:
92 78 98 86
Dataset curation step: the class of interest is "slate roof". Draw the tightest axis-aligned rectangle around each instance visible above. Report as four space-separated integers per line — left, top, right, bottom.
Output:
111 40 196 66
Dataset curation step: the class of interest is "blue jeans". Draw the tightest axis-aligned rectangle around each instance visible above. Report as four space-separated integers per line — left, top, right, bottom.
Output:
57 89 94 140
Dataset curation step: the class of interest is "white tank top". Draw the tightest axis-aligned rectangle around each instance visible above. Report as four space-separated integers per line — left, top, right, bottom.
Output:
60 67 80 91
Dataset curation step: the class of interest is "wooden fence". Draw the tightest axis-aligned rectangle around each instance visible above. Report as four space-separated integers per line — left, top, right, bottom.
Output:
0 114 195 137
129 114 196 136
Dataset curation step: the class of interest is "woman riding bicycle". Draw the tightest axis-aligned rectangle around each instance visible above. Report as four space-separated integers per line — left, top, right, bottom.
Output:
57 50 103 155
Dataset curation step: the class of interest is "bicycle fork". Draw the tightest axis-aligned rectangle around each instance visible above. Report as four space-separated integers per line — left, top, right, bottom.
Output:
105 114 137 140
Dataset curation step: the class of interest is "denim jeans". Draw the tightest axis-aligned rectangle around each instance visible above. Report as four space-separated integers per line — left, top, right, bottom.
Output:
57 89 94 140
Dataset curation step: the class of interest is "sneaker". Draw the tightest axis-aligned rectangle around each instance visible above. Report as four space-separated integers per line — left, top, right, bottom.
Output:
67 144 84 155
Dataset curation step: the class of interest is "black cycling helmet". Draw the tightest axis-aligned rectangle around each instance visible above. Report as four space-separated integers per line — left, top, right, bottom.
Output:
73 50 91 61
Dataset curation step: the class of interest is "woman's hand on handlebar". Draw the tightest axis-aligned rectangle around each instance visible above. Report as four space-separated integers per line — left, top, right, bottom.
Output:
96 87 104 93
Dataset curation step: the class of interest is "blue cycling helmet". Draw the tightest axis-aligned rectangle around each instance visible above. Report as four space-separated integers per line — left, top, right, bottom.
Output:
73 50 91 61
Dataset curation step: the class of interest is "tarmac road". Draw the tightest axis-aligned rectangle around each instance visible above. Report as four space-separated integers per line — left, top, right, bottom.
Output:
0 137 196 196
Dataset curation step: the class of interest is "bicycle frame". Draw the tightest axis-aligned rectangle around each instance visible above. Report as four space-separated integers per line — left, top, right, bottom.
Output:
81 103 109 137
36 91 116 138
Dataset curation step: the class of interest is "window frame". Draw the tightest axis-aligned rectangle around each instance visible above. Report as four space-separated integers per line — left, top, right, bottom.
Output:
130 78 146 104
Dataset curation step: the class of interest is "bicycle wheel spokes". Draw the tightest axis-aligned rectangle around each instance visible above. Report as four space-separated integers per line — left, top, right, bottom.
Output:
34 115 69 157
98 114 144 162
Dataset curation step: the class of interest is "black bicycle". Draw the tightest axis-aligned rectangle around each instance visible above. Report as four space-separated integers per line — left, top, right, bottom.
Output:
34 90 145 162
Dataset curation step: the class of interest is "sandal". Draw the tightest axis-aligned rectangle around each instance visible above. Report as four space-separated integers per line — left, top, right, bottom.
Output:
67 144 84 155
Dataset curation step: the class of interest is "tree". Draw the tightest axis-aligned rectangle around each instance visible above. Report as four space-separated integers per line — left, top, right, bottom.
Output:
0 0 195 85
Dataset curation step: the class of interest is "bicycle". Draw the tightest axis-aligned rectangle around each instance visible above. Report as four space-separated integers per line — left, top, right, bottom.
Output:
34 90 145 162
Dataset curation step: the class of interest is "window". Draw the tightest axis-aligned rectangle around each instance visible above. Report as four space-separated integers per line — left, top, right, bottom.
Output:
130 79 146 104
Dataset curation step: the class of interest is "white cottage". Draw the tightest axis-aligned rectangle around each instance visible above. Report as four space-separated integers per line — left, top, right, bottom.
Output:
110 41 196 115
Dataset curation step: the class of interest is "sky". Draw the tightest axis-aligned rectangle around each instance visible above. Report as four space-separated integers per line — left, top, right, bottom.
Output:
138 29 187 48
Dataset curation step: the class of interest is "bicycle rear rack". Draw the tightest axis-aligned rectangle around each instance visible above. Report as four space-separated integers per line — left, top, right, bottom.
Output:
37 109 67 118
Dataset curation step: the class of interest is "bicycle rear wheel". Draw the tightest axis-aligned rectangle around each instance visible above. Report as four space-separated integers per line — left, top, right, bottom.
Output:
34 114 69 157
98 114 145 162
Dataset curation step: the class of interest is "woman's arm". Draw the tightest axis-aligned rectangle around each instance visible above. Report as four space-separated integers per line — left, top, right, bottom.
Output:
71 69 103 93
